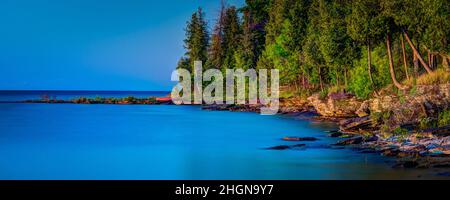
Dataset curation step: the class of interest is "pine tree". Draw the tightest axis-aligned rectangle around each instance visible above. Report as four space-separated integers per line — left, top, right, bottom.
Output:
318 0 358 88
183 7 210 72
241 0 271 60
222 6 242 70
347 0 387 92
235 11 257 70
207 1 226 70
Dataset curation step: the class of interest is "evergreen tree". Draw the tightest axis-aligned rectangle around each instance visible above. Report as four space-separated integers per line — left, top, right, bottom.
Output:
318 0 358 88
240 0 271 60
222 6 242 70
207 1 226 70
175 0 449 98
304 0 328 91
235 11 257 70
183 7 210 72
347 0 387 92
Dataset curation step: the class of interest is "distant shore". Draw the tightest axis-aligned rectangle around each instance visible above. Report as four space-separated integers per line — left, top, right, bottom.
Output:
20 96 174 105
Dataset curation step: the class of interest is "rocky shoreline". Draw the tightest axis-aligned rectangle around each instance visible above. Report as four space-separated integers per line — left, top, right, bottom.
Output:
19 84 450 169
202 84 450 169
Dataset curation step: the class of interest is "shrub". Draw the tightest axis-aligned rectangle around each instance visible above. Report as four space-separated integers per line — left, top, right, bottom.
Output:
370 112 383 125
392 127 409 139
348 46 391 99
319 88 328 100
419 117 437 129
438 109 450 127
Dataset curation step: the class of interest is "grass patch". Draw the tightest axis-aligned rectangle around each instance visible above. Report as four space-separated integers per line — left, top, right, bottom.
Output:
404 68 450 86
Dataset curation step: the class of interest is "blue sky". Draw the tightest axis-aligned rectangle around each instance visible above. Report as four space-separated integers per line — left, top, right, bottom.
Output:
0 0 244 91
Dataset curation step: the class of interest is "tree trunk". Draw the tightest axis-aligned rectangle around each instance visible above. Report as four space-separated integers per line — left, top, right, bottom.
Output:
319 66 324 92
443 54 449 70
403 31 433 74
344 67 348 89
386 34 406 90
400 35 410 80
430 54 434 69
336 68 339 88
431 54 438 69
302 74 305 88
413 52 419 78
294 78 299 92
367 43 376 87
367 43 380 96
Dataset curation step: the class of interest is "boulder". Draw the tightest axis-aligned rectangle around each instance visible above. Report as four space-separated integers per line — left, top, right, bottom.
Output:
339 116 373 133
307 92 363 118
356 100 370 117
363 84 450 128
420 126 450 137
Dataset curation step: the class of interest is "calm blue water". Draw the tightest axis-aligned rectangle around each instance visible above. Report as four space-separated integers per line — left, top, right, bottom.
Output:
0 90 168 102
0 91 446 180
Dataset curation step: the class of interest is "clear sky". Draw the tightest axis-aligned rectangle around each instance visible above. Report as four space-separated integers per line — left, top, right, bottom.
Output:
0 0 244 91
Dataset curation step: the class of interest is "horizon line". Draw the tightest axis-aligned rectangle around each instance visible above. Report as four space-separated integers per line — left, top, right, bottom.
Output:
0 89 171 92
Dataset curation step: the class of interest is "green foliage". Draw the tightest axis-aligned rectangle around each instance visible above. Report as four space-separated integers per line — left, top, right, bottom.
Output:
392 127 409 138
419 117 437 129
222 6 242 70
347 60 372 99
383 111 391 121
182 8 209 70
176 0 449 100
176 57 190 70
347 0 387 45
318 88 328 100
124 96 136 102
370 112 383 125
438 109 450 127
348 46 391 99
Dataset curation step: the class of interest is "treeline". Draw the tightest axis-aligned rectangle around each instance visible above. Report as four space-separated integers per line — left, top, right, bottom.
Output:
177 0 449 99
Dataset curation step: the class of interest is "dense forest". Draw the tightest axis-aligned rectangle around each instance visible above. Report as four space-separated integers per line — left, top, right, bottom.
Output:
176 0 450 100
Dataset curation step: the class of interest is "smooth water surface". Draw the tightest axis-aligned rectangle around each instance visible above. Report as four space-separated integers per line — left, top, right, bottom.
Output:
0 92 447 179
0 90 168 102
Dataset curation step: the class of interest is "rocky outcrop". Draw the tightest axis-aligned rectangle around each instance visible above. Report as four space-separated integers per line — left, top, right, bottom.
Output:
307 92 363 118
339 116 375 133
309 84 449 127
279 97 314 113
357 84 450 129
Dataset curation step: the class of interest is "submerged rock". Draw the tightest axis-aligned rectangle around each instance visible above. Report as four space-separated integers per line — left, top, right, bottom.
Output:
264 144 306 150
265 145 291 150
282 137 318 141
327 131 343 138
292 144 307 148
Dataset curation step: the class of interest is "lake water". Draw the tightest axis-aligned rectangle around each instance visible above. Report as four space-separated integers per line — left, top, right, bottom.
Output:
0 91 447 179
